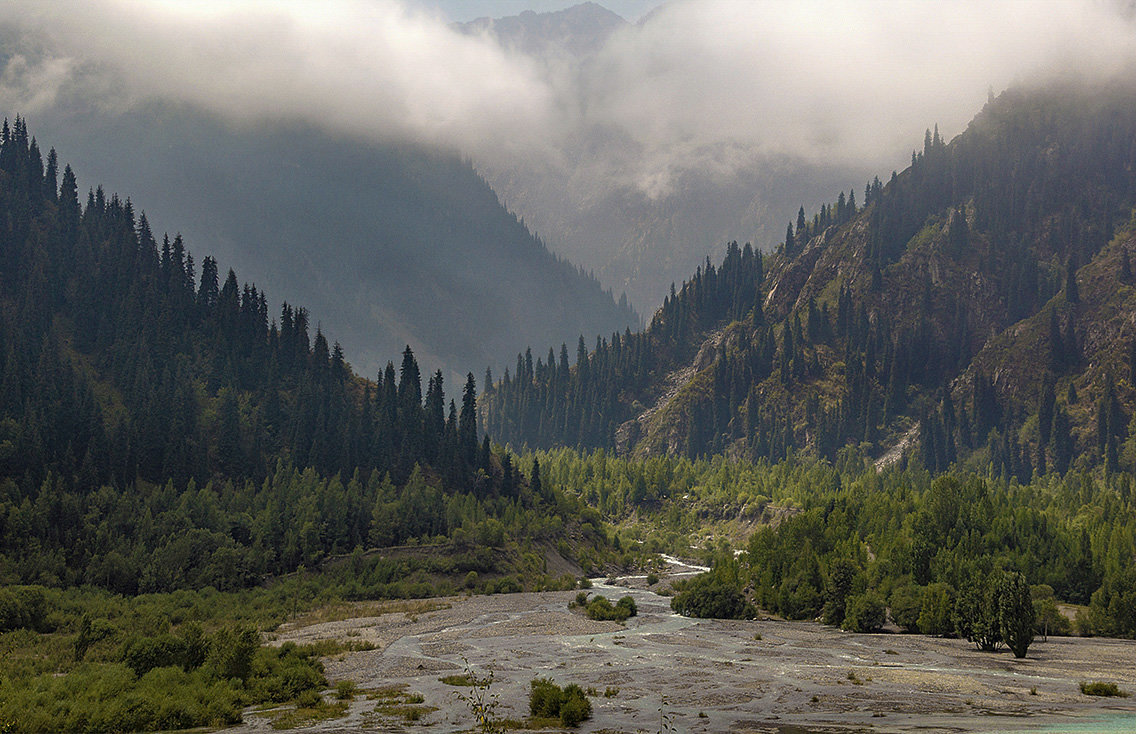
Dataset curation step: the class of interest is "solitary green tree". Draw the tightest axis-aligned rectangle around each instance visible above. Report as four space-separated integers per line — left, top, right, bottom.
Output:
999 571 1035 658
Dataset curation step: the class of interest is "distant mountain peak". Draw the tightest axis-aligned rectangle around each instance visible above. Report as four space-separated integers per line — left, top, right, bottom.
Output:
457 2 628 59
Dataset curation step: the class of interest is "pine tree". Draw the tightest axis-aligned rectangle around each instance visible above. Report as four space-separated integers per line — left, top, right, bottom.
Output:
1065 256 1079 304
459 373 478 469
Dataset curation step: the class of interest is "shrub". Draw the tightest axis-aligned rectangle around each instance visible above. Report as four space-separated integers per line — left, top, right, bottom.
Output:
528 678 592 728
843 592 886 633
917 583 955 636
888 584 923 633
122 634 188 677
529 677 562 718
670 576 755 619
208 626 259 681
584 595 636 622
0 586 51 633
559 685 592 727
334 680 356 700
645 573 659 586
1080 681 1129 697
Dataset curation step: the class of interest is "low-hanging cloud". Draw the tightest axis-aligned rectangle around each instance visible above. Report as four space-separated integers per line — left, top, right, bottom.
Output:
2 0 1136 197
0 0 558 158
584 0 1136 192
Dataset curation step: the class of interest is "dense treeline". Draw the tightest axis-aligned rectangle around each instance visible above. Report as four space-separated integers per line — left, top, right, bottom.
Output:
0 116 487 488
483 241 764 449
0 458 610 594
534 448 1136 639
0 117 613 594
483 84 1136 473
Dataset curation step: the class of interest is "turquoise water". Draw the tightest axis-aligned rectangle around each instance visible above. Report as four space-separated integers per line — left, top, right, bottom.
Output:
983 712 1136 733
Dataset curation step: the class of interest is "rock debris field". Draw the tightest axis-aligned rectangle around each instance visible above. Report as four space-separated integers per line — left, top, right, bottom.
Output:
227 567 1136 734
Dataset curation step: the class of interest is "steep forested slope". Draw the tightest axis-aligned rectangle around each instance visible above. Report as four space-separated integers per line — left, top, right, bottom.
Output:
0 118 610 593
30 103 638 379
484 80 1136 476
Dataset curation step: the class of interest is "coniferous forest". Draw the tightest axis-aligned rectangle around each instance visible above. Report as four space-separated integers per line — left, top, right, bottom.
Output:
5 76 1136 732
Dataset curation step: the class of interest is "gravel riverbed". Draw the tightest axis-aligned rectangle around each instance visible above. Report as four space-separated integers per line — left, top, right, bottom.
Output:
223 567 1136 734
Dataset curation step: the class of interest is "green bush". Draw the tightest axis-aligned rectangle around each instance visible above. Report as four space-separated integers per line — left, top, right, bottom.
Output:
529 677 562 717
559 684 592 727
584 595 636 622
670 576 755 620
843 592 886 633
0 586 51 632
889 584 923 633
917 583 954 636
122 634 189 677
528 678 592 728
208 626 259 681
1080 681 1129 697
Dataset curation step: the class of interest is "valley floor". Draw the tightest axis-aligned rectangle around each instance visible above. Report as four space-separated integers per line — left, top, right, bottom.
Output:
227 568 1136 734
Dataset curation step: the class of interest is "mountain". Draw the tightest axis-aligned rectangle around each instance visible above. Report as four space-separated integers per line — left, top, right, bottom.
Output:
23 101 639 380
0 118 613 593
457 1 628 58
483 78 1136 477
458 4 872 312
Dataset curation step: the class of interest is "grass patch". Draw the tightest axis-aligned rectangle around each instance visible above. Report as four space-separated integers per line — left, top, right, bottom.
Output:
293 599 452 627
270 700 348 730
300 638 376 657
362 685 435 725
334 680 357 700
1080 681 1129 697
440 673 488 686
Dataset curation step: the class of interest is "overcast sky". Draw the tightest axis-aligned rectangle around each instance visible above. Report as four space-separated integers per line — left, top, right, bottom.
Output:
2 1 1136 197
410 0 663 22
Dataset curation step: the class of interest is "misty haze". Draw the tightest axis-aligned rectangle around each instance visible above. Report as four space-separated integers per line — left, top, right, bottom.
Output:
2 2 1136 733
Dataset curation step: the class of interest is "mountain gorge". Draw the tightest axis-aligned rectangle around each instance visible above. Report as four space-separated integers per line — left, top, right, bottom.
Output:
21 102 638 380
484 79 1136 477
458 2 872 312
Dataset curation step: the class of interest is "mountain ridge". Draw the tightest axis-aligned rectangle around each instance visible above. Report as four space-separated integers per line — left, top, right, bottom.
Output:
484 78 1136 477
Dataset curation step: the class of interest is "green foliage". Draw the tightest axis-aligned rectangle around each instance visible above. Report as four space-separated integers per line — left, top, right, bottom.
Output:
889 584 923 633
559 685 592 727
536 447 1136 642
954 570 1003 651
529 677 562 718
917 583 955 637
671 560 755 620
584 594 637 622
1079 681 1129 697
1031 585 1071 636
999 572 1035 658
0 586 50 632
842 592 886 633
0 620 327 733
528 678 592 728
209 626 260 681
